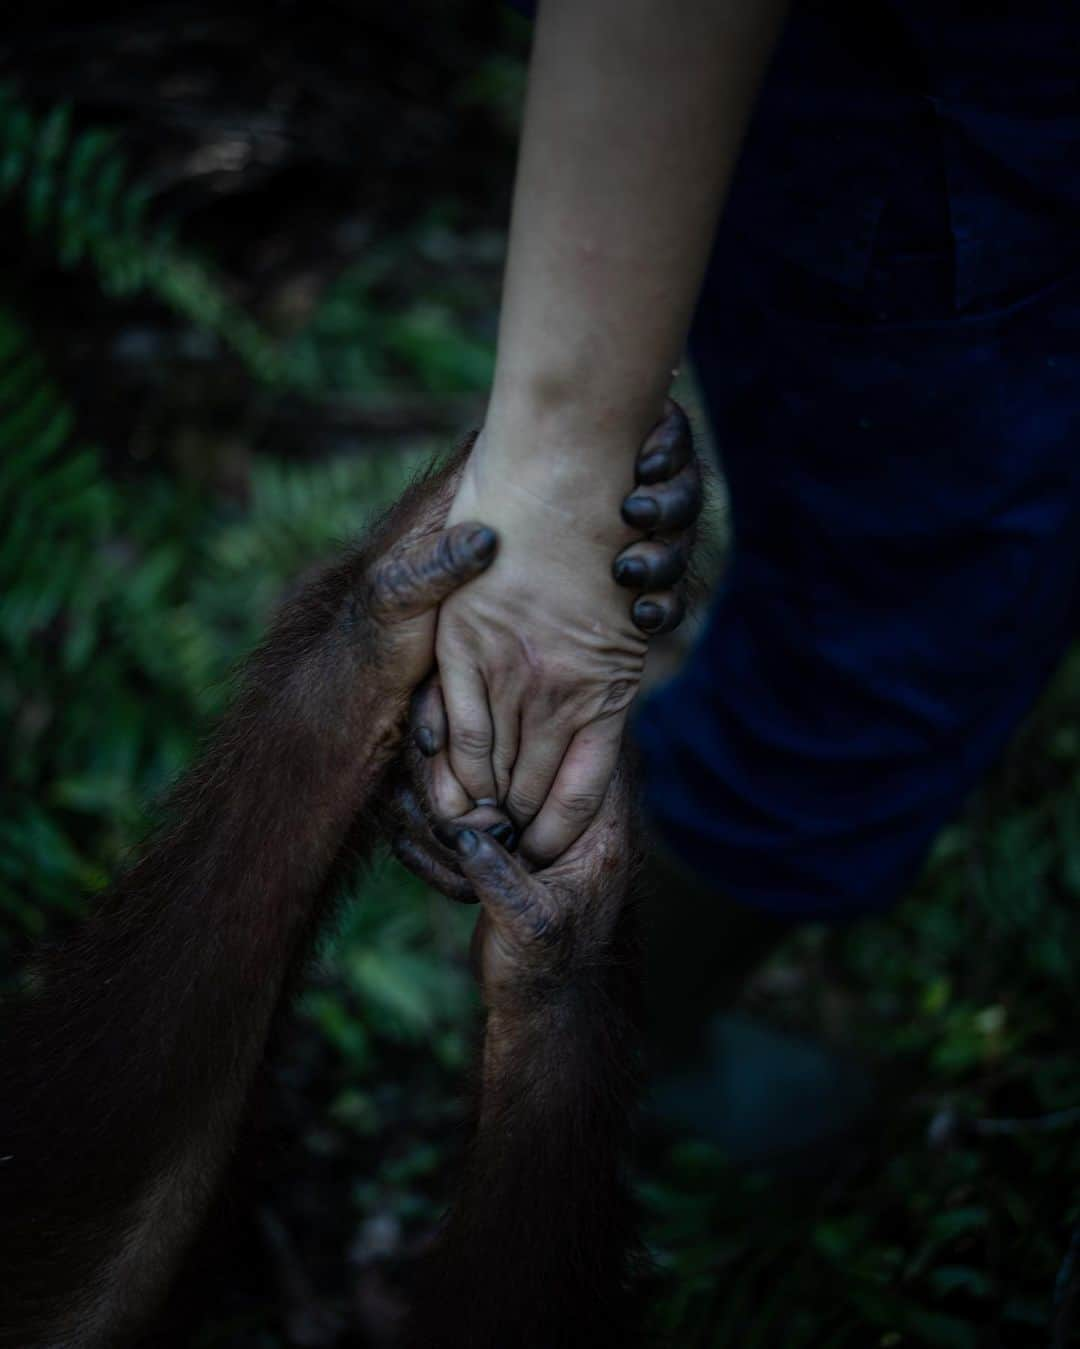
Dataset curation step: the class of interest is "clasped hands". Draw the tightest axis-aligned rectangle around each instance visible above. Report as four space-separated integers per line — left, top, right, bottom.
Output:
413 399 701 865
370 401 700 993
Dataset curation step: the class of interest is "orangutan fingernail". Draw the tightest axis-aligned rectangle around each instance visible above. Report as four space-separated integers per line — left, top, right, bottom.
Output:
414 726 437 757
456 829 479 858
622 496 660 529
634 600 664 632
467 526 496 560
486 821 518 851
614 557 647 587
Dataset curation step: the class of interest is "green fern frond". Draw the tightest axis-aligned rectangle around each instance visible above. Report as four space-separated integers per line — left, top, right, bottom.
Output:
0 85 291 386
0 301 431 940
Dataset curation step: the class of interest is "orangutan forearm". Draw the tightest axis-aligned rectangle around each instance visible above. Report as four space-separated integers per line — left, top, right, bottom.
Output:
478 0 788 532
0 466 494 1349
405 941 644 1347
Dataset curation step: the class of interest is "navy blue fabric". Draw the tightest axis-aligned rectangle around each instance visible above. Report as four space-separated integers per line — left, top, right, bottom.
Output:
631 3 1080 917
637 249 1080 919
510 1 1080 916
720 0 1080 311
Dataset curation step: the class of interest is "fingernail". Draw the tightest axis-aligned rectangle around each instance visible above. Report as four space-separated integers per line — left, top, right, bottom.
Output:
466 526 496 560
622 495 660 529
413 726 437 757
614 556 648 587
474 797 498 807
637 451 669 483
486 820 518 851
456 828 479 858
634 599 664 632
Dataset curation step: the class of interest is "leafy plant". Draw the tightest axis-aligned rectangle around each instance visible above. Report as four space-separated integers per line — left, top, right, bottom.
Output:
0 85 287 383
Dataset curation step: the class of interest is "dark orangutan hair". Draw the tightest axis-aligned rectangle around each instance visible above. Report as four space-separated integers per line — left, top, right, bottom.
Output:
0 402 702 1347
394 756 648 1349
0 451 495 1347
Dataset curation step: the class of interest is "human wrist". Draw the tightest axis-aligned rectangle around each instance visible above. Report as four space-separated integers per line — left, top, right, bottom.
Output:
470 371 668 528
452 423 638 552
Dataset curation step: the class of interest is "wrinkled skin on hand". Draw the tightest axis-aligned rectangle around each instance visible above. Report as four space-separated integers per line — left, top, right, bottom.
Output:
398 756 645 1349
414 401 702 867
363 490 497 712
454 760 637 1011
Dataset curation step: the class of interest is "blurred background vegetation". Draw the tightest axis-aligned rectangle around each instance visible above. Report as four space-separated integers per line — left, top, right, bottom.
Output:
2 4 1079 1345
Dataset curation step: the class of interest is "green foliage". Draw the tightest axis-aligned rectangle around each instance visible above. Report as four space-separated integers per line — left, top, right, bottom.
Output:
302 851 478 1078
0 85 287 383
0 85 505 404
0 292 435 946
289 213 498 396
642 657 1080 1345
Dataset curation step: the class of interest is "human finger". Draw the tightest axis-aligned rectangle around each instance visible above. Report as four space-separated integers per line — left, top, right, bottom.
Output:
433 804 518 852
409 675 481 816
503 717 573 830
408 683 473 817
410 678 448 758
518 715 622 867
441 662 499 805
428 752 475 820
489 699 521 807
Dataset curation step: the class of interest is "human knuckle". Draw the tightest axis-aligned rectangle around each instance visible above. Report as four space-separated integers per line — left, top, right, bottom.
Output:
598 678 637 715
453 722 493 756
508 787 544 821
556 789 604 825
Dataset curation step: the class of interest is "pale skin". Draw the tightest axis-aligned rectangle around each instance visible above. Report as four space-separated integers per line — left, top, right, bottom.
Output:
437 0 791 864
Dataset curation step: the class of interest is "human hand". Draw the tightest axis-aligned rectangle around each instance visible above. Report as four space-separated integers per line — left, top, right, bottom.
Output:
425 400 700 865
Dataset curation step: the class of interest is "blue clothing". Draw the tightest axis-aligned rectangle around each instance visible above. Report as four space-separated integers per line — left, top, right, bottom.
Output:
637 258 1080 919
716 0 1080 312
518 1 1080 917
636 4 1080 918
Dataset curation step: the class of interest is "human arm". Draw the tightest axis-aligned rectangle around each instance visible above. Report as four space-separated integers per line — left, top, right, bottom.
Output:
438 0 788 862
0 455 495 1349
402 766 644 1349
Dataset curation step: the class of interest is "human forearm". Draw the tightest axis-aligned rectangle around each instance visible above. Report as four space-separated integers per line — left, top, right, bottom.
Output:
478 0 788 523
432 0 782 839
